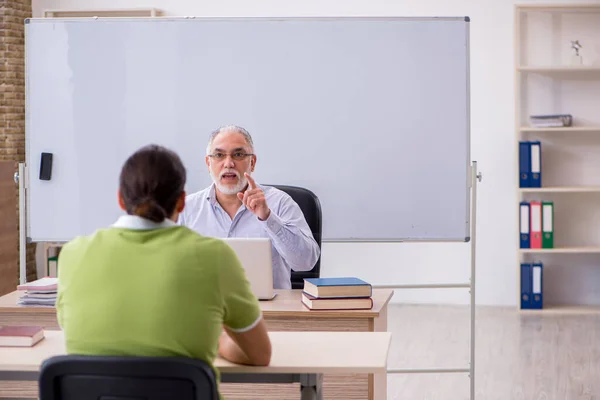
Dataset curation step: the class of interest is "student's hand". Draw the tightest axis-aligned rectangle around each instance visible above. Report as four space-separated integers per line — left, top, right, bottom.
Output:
237 173 271 221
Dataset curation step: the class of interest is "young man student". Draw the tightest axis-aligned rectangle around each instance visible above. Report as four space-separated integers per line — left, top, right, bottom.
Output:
56 144 271 391
178 125 320 289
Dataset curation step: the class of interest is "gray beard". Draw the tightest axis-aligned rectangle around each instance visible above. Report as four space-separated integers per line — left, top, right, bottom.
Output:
211 171 248 195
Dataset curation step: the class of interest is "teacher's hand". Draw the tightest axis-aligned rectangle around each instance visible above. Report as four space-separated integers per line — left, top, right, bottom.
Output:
237 173 271 221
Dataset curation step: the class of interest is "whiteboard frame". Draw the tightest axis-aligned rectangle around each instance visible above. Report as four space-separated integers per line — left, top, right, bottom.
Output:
24 15 472 243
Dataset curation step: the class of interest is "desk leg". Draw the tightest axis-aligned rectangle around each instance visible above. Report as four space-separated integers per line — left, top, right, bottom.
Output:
300 373 323 400
371 306 388 400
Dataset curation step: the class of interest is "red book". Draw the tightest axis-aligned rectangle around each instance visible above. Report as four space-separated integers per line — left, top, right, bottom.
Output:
530 201 542 249
0 326 45 347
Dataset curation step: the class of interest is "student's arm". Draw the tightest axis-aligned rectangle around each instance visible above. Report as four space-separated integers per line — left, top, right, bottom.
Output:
219 319 271 366
216 241 272 366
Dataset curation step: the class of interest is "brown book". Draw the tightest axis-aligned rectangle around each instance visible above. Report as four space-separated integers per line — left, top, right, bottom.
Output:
0 326 45 347
301 292 373 310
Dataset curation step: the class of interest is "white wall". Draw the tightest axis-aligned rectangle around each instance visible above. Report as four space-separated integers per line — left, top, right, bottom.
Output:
31 0 597 306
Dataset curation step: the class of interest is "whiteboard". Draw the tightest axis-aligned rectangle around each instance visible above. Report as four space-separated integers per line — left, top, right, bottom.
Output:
24 17 471 242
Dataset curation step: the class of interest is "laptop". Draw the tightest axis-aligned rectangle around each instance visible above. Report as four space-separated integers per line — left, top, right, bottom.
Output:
222 238 276 300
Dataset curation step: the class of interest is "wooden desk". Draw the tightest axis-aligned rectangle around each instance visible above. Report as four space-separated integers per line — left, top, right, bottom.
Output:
0 289 394 400
0 330 391 374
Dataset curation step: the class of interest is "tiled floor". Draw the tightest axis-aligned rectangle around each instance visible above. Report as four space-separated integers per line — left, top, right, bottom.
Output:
386 304 600 399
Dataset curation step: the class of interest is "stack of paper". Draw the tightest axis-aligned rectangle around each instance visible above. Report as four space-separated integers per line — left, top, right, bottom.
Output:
529 114 572 127
16 277 58 307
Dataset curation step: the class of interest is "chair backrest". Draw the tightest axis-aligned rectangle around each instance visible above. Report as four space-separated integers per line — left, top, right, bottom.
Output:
39 355 219 400
269 185 322 289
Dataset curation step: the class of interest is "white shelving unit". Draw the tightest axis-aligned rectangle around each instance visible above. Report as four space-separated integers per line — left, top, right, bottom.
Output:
516 4 600 311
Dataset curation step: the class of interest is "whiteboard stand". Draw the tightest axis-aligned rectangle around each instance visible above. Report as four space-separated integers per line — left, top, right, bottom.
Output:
372 160 481 400
15 162 27 285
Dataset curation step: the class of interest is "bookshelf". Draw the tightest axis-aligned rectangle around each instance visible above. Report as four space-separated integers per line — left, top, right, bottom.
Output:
515 4 600 311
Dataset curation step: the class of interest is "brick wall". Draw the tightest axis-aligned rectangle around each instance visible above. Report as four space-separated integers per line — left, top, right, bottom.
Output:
1 0 35 282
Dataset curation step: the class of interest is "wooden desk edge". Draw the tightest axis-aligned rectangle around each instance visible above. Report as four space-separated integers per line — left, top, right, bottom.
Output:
0 331 392 375
0 289 395 318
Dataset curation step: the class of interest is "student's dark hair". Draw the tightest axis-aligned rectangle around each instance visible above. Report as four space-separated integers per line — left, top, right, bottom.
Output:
119 144 186 223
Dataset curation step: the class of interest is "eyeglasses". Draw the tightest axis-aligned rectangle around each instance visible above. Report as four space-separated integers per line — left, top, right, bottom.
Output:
207 152 254 162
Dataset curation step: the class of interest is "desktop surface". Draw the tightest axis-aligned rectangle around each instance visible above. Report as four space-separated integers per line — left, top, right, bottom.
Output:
0 329 391 375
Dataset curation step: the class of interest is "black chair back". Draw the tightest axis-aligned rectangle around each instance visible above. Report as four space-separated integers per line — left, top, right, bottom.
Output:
270 185 322 289
39 355 219 400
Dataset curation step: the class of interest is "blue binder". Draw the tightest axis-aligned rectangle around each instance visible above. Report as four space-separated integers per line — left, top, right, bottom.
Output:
520 263 532 309
531 262 543 309
530 141 542 188
520 201 530 248
519 141 531 187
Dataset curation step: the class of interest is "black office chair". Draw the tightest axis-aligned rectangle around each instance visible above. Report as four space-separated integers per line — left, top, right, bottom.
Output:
39 355 219 400
270 185 322 289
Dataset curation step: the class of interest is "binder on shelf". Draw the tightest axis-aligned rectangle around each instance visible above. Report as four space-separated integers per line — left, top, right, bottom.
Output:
519 141 531 187
530 141 542 188
520 201 530 248
520 262 531 309
542 201 554 249
530 201 542 248
531 262 543 309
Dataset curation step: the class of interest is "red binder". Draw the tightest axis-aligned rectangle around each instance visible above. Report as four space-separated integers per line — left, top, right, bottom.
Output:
530 201 542 248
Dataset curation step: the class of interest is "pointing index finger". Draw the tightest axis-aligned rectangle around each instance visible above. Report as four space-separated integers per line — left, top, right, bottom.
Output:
245 172 257 189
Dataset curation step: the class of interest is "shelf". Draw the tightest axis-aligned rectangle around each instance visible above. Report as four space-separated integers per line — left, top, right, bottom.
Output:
520 186 600 193
520 246 600 254
520 305 600 315
516 4 600 12
518 66 600 73
520 126 600 133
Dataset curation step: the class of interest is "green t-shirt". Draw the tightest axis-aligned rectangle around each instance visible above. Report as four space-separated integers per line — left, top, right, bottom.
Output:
56 221 262 387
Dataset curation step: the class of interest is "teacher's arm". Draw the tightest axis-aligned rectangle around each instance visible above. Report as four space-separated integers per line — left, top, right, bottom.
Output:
237 173 320 272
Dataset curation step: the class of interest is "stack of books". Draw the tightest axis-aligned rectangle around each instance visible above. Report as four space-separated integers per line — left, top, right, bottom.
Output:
301 277 373 310
16 277 58 307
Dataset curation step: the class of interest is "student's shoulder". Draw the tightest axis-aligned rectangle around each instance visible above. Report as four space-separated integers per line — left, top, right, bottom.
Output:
59 228 111 257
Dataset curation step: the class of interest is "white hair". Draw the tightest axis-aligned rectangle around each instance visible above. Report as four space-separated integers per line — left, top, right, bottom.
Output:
206 125 254 155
